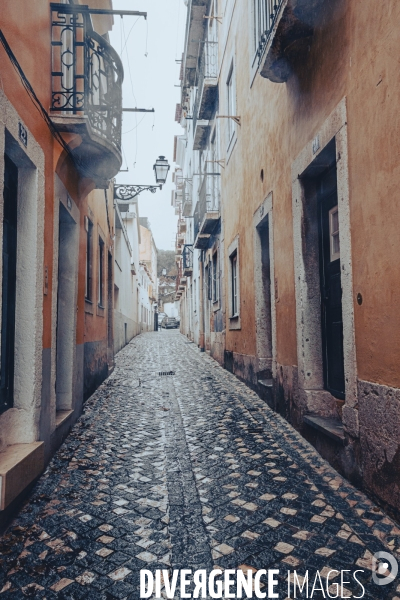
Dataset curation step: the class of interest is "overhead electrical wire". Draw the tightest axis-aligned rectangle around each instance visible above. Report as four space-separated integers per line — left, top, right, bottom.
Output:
121 17 139 168
122 114 148 135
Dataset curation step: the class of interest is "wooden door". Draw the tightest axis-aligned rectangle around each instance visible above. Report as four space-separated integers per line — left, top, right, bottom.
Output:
318 165 345 399
0 155 18 413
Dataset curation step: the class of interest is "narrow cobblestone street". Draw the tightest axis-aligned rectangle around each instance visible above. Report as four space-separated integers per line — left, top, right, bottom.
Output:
0 332 399 599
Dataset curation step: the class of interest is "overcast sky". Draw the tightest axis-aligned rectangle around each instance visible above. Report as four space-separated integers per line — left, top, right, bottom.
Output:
110 0 186 251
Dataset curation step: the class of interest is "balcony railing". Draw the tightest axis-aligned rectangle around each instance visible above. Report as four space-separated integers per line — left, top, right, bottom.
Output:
183 244 193 275
50 3 123 185
182 180 193 217
256 0 322 83
193 174 220 249
193 41 218 134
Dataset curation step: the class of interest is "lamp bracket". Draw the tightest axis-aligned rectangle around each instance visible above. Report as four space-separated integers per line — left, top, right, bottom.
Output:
123 108 155 113
216 115 241 126
203 15 223 24
205 159 225 169
114 184 162 202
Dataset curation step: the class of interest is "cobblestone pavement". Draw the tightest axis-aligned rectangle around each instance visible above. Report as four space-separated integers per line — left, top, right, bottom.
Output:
0 332 400 599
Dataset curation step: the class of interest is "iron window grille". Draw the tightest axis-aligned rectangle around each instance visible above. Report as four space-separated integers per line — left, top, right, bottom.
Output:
50 3 123 151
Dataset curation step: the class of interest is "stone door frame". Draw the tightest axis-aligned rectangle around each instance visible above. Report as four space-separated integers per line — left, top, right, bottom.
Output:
291 98 358 437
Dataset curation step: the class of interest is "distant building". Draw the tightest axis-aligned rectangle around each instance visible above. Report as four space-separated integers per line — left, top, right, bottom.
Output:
113 199 141 352
139 222 158 332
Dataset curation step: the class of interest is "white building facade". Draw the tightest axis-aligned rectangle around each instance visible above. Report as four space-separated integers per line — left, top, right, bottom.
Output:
173 0 224 363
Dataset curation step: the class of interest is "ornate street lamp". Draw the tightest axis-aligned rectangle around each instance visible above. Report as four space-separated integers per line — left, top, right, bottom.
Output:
114 156 170 202
153 156 170 187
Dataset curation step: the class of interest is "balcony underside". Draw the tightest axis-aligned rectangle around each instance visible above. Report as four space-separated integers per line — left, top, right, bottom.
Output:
52 115 122 189
184 267 193 277
193 120 209 151
259 0 324 83
198 82 218 121
182 200 193 217
199 211 220 235
194 233 211 250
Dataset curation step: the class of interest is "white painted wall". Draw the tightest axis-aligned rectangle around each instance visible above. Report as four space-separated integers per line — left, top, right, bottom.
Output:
113 200 140 352
164 301 180 318
139 264 155 332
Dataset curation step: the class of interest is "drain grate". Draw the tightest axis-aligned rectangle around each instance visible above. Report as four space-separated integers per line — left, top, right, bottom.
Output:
247 426 264 433
159 371 175 376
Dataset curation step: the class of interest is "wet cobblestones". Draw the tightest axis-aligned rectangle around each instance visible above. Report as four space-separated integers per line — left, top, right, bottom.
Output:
0 331 399 599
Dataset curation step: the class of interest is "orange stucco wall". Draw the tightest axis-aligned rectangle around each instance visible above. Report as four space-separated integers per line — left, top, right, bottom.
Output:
221 0 400 387
1 0 55 349
1 0 116 353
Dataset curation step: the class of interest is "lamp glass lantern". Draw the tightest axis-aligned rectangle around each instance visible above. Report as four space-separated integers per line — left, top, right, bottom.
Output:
153 156 170 186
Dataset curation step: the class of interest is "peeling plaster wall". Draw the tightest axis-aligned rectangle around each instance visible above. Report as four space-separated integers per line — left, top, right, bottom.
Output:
83 340 108 401
359 380 400 513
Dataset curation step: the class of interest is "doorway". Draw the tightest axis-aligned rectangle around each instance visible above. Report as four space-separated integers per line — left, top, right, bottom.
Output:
56 203 78 411
253 193 276 382
107 251 113 363
258 216 273 366
317 165 345 399
0 155 18 413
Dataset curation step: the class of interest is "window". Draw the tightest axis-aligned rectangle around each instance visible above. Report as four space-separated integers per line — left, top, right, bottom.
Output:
212 252 218 302
231 251 238 316
206 264 212 301
329 206 340 262
226 63 236 144
98 236 104 307
85 217 93 301
193 279 197 313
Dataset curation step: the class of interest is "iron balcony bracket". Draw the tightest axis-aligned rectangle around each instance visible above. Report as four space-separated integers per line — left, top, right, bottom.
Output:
114 184 162 202
50 4 147 19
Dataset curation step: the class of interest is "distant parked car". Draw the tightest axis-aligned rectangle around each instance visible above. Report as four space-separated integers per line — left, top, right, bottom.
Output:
158 312 167 325
161 317 179 329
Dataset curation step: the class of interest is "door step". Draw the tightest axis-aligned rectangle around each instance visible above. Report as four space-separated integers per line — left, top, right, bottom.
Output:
303 415 345 445
258 379 273 389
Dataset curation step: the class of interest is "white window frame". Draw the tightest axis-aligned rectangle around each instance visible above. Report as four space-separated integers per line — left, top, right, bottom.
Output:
231 253 238 314
212 250 219 303
329 206 340 262
226 61 236 149
228 235 241 329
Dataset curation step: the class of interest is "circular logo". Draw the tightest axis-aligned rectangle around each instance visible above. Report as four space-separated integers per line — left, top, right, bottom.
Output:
372 551 398 586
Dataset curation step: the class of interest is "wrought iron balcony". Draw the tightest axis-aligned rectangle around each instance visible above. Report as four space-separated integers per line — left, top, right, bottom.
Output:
193 174 220 250
182 180 193 217
192 41 218 150
183 244 193 276
178 218 187 234
50 3 123 188
193 41 218 129
256 0 324 83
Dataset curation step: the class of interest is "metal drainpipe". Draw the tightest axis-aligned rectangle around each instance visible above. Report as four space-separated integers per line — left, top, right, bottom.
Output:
199 250 205 352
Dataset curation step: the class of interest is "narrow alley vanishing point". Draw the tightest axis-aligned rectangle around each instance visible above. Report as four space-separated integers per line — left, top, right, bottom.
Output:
0 332 399 599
